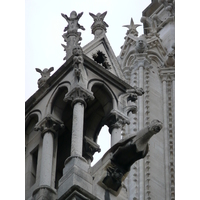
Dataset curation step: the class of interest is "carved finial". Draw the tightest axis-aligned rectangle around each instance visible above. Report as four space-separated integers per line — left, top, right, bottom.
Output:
35 67 54 88
89 11 109 38
140 15 162 37
61 11 85 60
61 11 85 32
123 18 141 36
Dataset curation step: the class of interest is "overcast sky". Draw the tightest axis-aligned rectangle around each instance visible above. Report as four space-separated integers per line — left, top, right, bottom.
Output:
25 0 151 100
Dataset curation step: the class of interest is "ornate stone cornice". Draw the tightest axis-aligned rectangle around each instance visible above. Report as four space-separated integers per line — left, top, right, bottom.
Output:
34 114 64 137
63 86 94 108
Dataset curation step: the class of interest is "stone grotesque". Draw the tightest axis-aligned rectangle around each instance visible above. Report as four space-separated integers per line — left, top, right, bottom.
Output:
61 11 85 60
140 15 162 37
123 18 141 36
135 35 148 53
72 45 84 82
35 67 54 88
89 11 108 38
99 120 163 194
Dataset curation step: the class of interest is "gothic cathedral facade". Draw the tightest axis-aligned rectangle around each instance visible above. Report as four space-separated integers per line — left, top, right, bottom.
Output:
25 1 175 200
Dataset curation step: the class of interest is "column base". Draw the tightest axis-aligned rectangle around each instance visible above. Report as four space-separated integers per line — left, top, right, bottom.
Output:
57 185 100 200
32 185 57 200
57 156 94 200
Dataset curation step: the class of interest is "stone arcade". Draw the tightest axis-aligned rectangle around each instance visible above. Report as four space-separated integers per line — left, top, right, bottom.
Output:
25 1 175 200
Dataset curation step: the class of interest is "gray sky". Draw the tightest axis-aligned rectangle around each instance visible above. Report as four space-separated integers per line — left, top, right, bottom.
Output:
25 0 151 100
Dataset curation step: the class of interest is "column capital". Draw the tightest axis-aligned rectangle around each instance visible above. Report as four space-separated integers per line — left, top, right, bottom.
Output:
83 136 101 162
34 115 64 137
131 55 152 71
159 68 175 82
107 109 130 133
64 86 94 108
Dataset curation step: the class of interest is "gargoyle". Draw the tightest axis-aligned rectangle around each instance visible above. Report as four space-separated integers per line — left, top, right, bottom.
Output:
99 119 163 194
35 67 54 88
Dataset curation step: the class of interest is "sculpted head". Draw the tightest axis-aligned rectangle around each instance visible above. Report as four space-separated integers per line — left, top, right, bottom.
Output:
135 35 147 53
72 45 83 56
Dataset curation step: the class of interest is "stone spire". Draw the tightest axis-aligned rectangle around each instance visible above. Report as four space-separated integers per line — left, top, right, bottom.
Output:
123 18 141 36
61 11 85 60
89 11 109 38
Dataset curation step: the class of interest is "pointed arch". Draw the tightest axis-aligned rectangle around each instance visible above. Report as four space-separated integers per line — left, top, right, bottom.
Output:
87 79 118 111
45 81 71 120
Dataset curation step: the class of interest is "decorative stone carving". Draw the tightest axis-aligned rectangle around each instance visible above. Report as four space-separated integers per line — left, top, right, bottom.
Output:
34 114 64 137
89 11 108 38
140 15 162 37
83 136 101 163
61 11 85 60
99 120 163 195
64 86 94 108
92 50 111 69
135 35 148 53
61 11 85 32
107 110 130 128
123 18 141 36
72 45 84 81
35 67 54 88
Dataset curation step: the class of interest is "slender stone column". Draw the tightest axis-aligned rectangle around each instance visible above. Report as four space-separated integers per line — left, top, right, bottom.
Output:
109 123 122 146
138 65 145 200
64 86 94 158
162 76 170 200
71 101 85 156
40 131 54 186
33 116 64 199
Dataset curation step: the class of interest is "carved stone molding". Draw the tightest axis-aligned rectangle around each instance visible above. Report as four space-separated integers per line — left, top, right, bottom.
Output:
34 115 64 137
64 86 94 108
